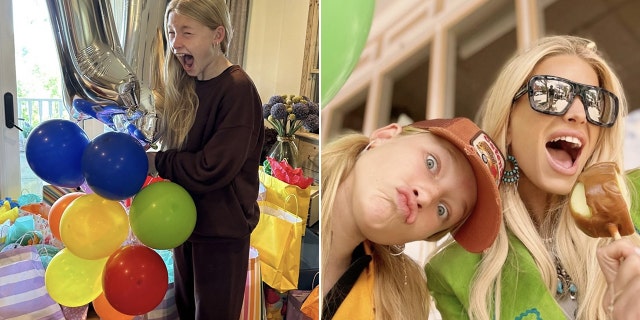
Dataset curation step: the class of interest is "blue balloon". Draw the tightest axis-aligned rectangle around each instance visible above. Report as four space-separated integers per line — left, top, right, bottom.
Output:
72 99 99 119
72 99 128 127
25 119 89 187
81 131 148 200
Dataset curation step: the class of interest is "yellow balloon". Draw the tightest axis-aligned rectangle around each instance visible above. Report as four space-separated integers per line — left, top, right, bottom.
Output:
45 248 107 307
60 193 129 260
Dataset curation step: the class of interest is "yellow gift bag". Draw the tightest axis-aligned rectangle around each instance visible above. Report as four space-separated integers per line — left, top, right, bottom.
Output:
259 169 311 231
250 201 303 292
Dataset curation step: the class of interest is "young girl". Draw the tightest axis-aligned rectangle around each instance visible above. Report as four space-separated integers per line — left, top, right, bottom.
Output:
305 117 505 319
147 0 264 318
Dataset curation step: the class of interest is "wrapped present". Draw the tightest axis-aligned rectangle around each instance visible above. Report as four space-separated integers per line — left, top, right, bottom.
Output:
240 247 266 320
61 304 88 320
286 290 313 320
42 184 80 206
0 246 65 319
143 283 178 320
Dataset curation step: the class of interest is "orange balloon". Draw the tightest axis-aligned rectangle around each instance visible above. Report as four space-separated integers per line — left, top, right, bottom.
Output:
93 292 134 319
48 192 85 240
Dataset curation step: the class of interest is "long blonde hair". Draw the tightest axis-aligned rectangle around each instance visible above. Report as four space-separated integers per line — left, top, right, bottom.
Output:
470 35 640 319
156 0 233 150
321 128 431 319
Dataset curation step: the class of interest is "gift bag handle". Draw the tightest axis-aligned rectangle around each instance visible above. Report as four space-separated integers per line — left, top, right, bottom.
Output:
284 193 299 215
259 170 273 188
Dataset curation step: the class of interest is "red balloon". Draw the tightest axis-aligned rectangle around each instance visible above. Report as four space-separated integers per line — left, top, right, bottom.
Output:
122 175 166 208
144 175 166 185
102 245 168 315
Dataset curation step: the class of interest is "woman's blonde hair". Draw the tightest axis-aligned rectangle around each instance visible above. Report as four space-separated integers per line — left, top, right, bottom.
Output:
156 0 233 150
469 35 640 319
321 127 432 319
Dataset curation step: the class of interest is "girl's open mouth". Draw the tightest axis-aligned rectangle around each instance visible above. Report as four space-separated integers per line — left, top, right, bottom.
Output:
175 53 194 70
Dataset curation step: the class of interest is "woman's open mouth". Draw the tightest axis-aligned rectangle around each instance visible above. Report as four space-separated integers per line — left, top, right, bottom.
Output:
546 135 583 171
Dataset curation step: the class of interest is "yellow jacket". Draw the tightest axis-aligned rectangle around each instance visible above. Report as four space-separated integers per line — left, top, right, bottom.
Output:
302 241 375 319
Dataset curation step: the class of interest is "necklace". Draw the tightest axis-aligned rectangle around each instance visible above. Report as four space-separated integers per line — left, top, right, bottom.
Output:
555 257 577 300
543 238 578 318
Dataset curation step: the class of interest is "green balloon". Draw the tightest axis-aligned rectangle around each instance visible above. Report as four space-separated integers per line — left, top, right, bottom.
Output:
321 0 375 105
129 181 197 249
628 168 640 216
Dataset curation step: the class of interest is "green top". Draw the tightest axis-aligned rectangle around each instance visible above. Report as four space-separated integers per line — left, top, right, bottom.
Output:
426 169 640 320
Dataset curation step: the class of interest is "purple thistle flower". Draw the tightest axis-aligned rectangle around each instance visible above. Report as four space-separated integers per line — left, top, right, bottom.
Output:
268 95 285 105
270 103 288 120
307 101 319 116
262 103 272 119
292 102 309 120
303 114 319 132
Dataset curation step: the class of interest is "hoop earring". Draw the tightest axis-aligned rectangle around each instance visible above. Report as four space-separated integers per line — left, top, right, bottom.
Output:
365 140 375 151
359 140 375 156
389 244 405 256
502 155 520 184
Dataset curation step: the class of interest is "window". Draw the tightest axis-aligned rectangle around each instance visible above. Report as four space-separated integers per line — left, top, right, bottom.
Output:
14 0 66 196
0 0 65 198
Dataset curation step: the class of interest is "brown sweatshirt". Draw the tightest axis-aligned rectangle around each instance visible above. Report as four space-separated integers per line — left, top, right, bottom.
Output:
155 65 265 241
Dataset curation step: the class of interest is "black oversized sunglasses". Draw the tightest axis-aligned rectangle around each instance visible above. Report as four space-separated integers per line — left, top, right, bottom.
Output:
512 75 619 128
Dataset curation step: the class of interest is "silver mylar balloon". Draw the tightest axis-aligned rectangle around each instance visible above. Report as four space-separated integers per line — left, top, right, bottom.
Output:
116 0 165 142
117 0 165 89
46 0 164 144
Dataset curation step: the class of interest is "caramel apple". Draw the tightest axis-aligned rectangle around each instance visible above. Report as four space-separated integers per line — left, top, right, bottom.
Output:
569 162 634 240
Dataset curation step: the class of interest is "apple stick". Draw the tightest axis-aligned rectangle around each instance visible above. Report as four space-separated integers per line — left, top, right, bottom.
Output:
607 223 621 240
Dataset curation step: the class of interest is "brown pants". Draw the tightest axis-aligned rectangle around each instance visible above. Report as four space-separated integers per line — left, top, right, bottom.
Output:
173 236 250 319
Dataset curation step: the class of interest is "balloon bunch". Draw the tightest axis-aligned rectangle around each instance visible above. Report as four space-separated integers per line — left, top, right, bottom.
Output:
24 1 194 315
25 120 196 315
42 181 166 313
41 176 196 315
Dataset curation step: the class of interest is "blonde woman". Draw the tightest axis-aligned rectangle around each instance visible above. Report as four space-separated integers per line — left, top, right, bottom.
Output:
426 35 640 319
146 0 264 318
303 118 505 319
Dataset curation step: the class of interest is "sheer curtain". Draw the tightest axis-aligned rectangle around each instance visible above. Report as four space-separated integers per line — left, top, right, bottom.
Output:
226 0 250 66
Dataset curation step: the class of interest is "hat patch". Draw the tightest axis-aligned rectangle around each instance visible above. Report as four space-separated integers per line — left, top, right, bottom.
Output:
471 132 505 186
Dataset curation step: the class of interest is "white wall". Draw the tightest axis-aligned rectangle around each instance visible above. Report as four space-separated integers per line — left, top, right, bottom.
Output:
625 109 640 170
244 0 308 102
